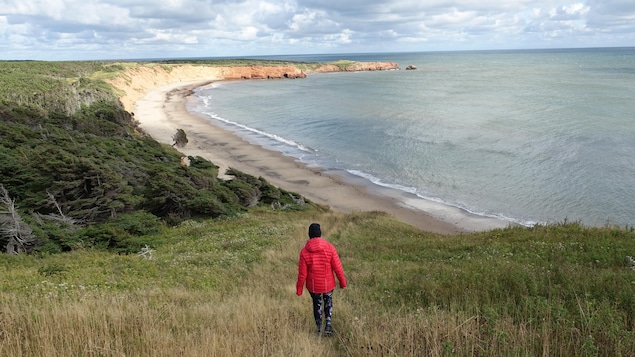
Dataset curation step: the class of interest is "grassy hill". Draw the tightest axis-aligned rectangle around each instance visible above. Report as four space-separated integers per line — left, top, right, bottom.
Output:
0 60 634 356
0 60 314 254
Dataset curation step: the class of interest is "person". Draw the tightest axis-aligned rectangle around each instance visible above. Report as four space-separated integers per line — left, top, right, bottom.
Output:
296 223 347 336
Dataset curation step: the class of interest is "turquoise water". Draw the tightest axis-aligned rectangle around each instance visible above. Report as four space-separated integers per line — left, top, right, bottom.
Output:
188 48 635 228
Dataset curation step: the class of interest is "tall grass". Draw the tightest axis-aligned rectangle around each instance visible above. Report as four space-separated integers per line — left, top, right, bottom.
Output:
1 210 634 356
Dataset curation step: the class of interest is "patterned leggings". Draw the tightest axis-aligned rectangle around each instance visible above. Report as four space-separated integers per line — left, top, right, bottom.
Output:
309 290 333 330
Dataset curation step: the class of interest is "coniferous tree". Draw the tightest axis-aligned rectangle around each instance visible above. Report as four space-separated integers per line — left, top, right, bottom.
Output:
172 128 188 148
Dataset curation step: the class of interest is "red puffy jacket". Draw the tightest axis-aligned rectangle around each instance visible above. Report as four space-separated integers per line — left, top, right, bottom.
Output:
296 237 347 295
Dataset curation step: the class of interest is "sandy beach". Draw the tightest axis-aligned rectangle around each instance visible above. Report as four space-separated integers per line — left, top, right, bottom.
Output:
133 80 510 235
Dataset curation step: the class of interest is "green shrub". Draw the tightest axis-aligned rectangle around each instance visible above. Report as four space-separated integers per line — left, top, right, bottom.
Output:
37 263 68 277
184 192 234 217
65 225 121 250
110 211 162 236
223 178 260 207
37 240 63 255
188 155 217 170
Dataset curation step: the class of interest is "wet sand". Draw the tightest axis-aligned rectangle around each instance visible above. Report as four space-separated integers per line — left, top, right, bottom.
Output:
134 80 510 235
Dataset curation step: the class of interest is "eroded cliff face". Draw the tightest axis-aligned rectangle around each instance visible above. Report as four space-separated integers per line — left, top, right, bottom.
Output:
106 62 398 112
218 65 306 80
106 64 306 112
312 62 400 72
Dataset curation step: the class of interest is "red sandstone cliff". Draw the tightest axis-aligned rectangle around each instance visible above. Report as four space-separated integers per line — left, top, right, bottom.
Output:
219 65 306 80
311 62 400 72
106 62 399 112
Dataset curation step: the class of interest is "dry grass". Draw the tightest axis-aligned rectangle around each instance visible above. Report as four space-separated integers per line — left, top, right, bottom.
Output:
1 210 634 356
0 212 341 356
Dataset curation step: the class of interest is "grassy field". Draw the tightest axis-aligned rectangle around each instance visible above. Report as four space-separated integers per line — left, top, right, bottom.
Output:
1 209 634 356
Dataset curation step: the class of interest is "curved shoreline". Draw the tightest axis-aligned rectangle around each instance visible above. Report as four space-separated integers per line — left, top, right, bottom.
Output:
133 79 511 235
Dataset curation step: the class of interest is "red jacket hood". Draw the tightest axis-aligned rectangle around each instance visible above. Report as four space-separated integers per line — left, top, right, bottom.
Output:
304 237 328 253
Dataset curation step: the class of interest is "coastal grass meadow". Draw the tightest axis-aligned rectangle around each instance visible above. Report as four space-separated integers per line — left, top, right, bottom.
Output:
1 210 634 356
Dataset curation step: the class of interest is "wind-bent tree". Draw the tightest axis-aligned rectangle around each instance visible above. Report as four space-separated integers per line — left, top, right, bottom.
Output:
172 128 189 148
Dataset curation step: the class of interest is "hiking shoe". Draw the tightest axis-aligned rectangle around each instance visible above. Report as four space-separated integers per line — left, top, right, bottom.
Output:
324 324 333 336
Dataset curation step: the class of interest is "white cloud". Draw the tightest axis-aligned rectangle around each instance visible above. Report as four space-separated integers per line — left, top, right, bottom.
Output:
549 3 589 20
0 0 633 60
289 9 342 36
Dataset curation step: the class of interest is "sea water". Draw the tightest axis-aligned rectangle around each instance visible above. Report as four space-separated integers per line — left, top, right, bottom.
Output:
187 48 635 228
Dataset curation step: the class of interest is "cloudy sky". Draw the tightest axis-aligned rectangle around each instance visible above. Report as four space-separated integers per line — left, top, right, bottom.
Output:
1 0 634 60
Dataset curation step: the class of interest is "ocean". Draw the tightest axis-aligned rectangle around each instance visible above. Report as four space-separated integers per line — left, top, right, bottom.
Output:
187 48 635 228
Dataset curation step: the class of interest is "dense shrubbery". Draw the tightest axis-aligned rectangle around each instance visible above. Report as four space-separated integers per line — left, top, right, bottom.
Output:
0 61 313 254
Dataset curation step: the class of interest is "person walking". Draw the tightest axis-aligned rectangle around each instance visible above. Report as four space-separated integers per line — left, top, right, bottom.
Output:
296 223 347 336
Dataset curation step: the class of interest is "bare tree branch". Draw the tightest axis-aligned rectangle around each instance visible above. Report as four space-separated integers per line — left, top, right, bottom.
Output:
0 184 35 254
138 245 155 260
37 191 83 229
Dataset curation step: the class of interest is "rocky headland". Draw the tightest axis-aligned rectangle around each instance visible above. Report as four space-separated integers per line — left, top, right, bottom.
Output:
106 61 399 112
